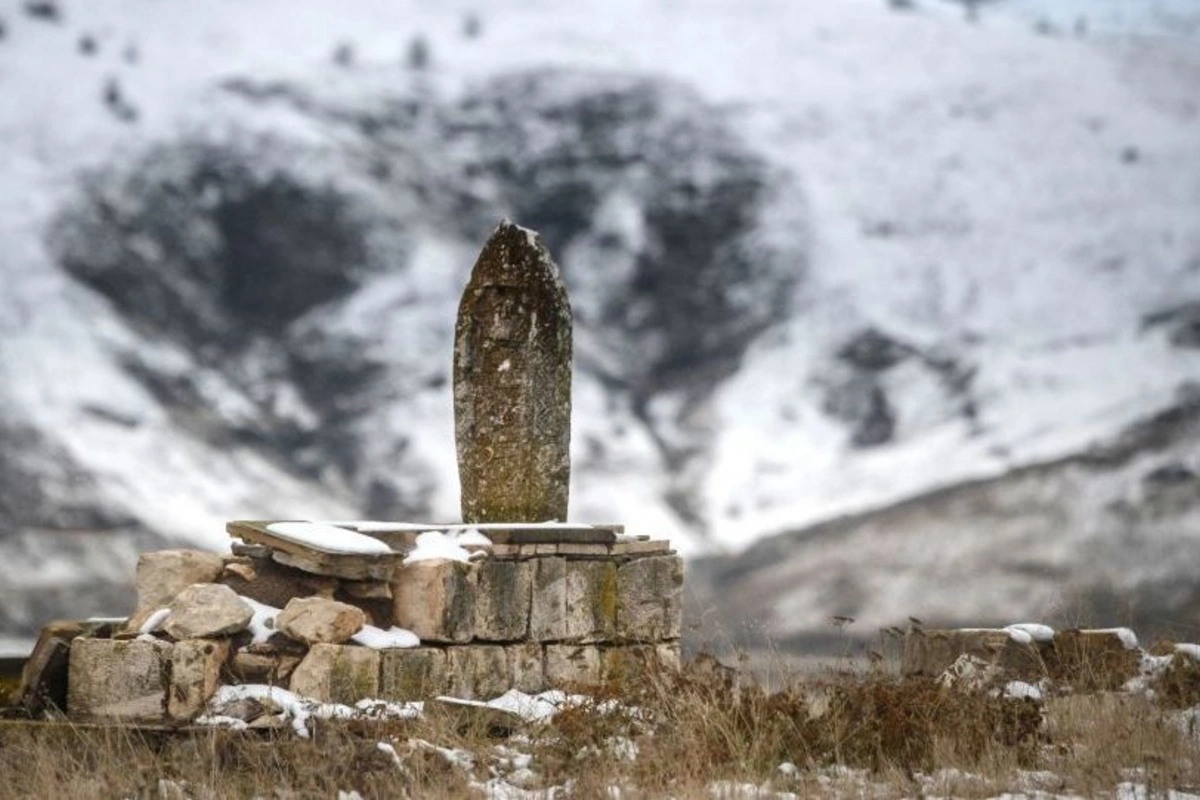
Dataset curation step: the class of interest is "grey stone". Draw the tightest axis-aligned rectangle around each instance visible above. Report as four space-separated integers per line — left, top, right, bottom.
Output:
475 559 533 641
277 596 365 645
531 558 617 642
289 644 380 704
68 638 171 721
564 560 617 642
529 557 566 641
445 645 510 700
506 643 545 694
379 647 448 701
391 559 476 643
902 629 1047 682
137 549 224 609
545 644 601 688
163 583 253 640
616 555 683 641
169 639 229 720
454 220 572 523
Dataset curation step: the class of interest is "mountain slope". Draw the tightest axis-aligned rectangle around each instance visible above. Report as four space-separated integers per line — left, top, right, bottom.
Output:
0 0 1198 639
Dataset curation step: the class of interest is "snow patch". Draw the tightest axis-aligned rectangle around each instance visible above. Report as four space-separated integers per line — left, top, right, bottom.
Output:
138 607 171 635
351 624 419 649
198 684 421 738
238 595 281 645
404 530 486 564
266 522 394 555
1005 623 1055 643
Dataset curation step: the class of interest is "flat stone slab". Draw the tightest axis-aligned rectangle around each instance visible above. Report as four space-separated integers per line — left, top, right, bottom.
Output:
490 539 671 559
227 521 405 581
320 521 623 549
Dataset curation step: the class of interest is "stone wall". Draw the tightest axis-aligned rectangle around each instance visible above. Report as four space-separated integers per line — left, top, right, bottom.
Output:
17 534 683 723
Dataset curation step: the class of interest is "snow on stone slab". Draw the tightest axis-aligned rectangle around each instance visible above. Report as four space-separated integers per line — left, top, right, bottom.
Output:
265 521 394 555
1004 623 1055 643
1092 627 1141 650
404 531 476 564
351 624 419 649
1175 643 1200 662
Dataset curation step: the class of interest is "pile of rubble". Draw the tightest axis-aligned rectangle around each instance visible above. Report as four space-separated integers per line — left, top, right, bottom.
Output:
14 520 682 724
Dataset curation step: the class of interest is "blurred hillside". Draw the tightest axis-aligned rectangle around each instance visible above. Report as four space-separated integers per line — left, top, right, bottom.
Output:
0 0 1198 648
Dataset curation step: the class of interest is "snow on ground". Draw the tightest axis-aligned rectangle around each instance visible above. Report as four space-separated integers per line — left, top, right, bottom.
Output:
198 683 422 737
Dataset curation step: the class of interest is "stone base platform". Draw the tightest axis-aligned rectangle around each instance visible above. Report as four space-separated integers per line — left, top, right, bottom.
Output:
16 521 684 725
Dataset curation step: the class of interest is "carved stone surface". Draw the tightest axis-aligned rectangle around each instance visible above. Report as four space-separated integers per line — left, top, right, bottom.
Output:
475 559 533 641
169 639 229 720
68 638 171 721
379 647 448 701
616 555 683 642
289 644 380 704
454 221 572 523
392 559 476 643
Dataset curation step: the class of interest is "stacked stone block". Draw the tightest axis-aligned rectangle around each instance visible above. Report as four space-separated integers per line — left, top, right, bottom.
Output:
31 538 682 724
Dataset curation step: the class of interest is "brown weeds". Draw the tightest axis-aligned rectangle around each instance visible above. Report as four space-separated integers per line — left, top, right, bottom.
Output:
2 653 1199 798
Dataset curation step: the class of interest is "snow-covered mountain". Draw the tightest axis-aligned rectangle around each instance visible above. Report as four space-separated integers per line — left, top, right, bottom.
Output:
1 0 1198 644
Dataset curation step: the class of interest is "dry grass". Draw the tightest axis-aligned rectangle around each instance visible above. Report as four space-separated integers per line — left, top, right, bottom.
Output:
2 654 1199 799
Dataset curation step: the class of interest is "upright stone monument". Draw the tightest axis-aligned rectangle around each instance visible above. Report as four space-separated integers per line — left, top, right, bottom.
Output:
19 221 682 725
453 220 573 523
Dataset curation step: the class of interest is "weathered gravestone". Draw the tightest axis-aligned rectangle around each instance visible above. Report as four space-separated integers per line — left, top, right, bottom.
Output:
454 220 572 523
